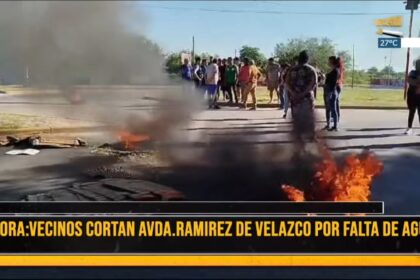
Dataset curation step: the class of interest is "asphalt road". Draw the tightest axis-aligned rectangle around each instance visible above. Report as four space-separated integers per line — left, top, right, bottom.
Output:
1 88 420 214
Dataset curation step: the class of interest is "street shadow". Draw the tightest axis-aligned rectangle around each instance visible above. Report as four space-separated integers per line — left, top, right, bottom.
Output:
123 104 160 109
330 142 420 151
322 133 403 140
184 124 289 131
192 118 251 122
20 155 119 180
346 127 405 132
208 130 291 136
161 140 293 148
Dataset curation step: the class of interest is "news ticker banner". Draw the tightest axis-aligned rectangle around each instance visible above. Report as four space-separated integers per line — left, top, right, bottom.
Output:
0 201 383 214
0 216 418 254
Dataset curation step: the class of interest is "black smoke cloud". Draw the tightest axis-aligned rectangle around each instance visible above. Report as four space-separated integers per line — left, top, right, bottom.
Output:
0 1 163 86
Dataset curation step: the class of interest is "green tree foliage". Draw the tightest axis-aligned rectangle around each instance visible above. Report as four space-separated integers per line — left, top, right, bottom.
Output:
274 37 350 73
165 52 184 74
239 45 266 66
336 50 352 71
164 51 221 74
367 67 379 77
380 66 395 76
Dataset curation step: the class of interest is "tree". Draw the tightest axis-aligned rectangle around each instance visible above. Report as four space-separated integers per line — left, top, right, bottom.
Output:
367 67 379 75
380 66 395 76
165 52 183 74
336 50 352 71
239 45 266 66
274 37 349 73
367 67 379 80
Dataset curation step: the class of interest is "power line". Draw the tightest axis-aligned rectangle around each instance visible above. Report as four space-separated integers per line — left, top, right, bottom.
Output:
141 4 408 16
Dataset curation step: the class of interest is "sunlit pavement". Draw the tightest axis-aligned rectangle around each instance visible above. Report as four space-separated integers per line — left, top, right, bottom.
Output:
0 90 419 213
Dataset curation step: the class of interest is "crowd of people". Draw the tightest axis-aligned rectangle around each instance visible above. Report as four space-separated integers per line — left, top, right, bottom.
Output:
181 56 262 110
180 50 345 133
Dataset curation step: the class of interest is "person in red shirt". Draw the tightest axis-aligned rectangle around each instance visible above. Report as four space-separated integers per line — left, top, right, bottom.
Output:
238 57 251 103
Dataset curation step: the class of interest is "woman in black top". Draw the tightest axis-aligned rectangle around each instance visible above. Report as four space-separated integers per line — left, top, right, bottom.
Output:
406 59 420 135
323 56 340 131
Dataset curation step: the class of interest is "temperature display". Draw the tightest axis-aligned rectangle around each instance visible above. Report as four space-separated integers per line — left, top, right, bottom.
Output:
378 38 401 48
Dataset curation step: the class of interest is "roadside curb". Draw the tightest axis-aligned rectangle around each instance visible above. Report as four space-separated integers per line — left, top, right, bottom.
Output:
218 102 406 110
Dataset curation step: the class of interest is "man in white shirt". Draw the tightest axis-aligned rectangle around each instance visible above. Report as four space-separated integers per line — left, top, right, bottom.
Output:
206 58 220 109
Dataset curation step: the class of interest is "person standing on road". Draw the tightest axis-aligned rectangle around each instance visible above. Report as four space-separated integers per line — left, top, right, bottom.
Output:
238 57 251 105
219 58 228 101
285 50 318 141
200 58 208 95
193 57 204 89
225 57 239 105
323 56 340 131
243 59 261 110
405 59 420 135
280 63 291 118
180 58 194 95
217 58 223 99
206 58 220 109
234 57 242 102
336 56 345 122
266 58 280 104
181 58 193 81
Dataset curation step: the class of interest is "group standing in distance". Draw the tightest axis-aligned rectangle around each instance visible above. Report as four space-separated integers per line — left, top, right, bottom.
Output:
181 50 345 135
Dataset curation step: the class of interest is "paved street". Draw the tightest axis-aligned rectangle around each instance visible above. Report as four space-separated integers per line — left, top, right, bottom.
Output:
1 89 420 213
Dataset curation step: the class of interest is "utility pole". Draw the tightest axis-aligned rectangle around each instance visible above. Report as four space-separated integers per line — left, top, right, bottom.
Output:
384 56 387 86
351 44 355 88
404 0 418 99
389 49 393 86
192 36 195 62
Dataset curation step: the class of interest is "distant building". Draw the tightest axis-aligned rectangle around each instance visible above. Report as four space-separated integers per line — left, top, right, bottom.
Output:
370 78 404 89
181 53 192 63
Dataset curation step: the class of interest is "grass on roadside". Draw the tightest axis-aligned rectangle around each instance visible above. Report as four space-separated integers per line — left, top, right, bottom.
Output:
255 86 406 108
0 113 98 132
0 113 46 130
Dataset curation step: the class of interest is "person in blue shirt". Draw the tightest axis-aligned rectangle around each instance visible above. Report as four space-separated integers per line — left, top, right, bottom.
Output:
181 58 193 81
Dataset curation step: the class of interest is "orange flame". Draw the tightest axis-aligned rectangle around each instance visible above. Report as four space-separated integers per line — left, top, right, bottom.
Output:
282 152 383 202
282 185 305 202
118 130 150 150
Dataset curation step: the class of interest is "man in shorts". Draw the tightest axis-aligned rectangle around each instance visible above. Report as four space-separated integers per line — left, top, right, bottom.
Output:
206 58 220 109
242 59 261 110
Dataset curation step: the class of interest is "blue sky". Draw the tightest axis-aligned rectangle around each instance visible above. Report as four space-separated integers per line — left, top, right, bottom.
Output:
139 1 420 71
